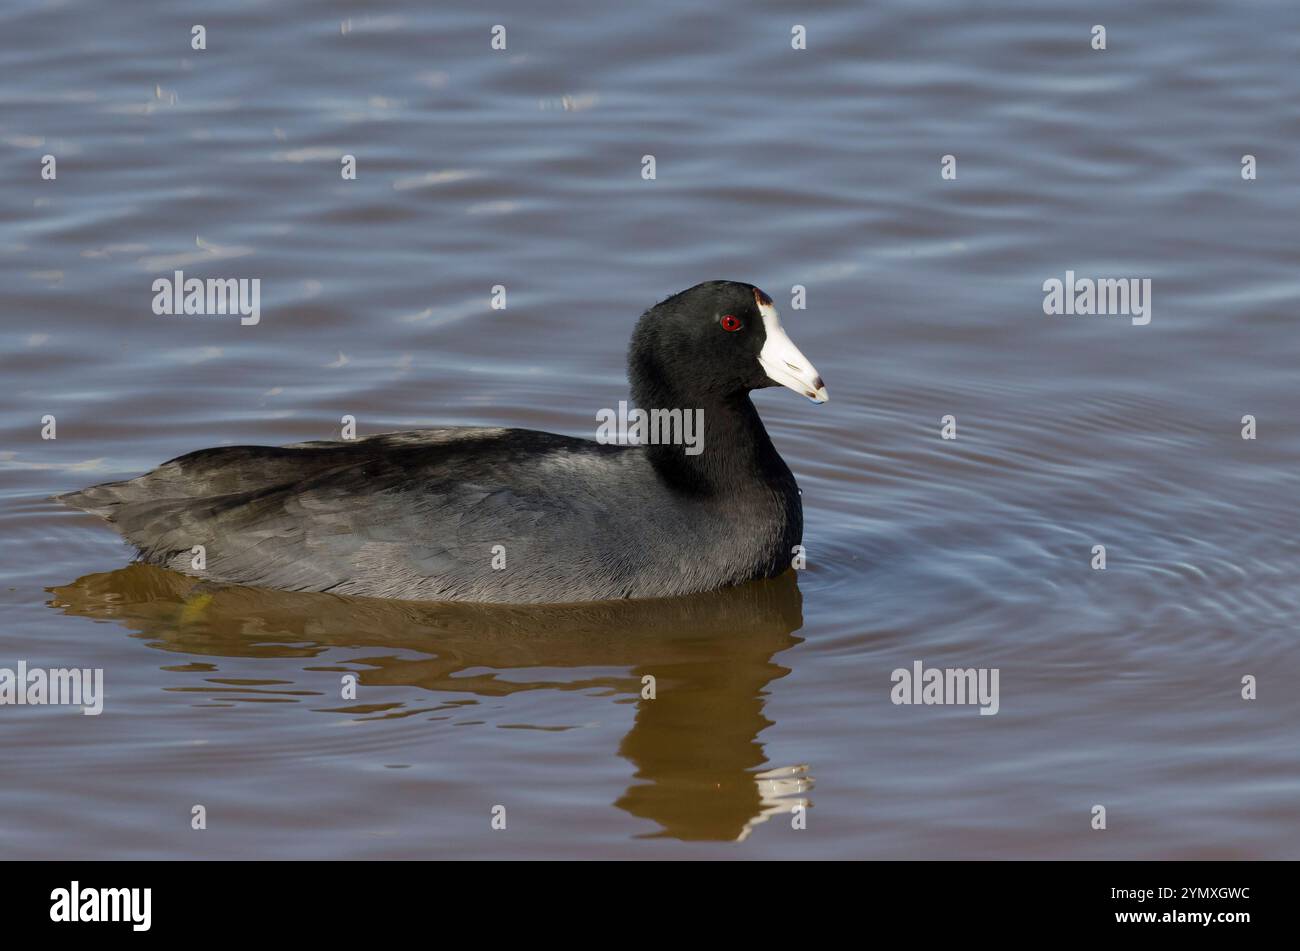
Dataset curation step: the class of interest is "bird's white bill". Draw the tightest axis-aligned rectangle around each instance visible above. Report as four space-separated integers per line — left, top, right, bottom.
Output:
756 300 829 403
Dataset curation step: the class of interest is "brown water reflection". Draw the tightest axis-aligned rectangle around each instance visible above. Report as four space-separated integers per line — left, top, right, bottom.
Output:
49 564 809 843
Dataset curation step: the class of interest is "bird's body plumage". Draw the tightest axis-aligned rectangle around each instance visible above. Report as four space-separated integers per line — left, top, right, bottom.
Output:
57 425 799 603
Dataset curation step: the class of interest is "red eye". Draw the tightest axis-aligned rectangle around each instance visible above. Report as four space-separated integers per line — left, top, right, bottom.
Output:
720 314 743 332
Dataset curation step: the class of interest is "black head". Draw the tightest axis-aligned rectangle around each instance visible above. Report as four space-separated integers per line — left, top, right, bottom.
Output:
628 281 828 406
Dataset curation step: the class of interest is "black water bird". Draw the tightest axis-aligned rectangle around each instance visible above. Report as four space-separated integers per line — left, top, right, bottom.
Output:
57 281 828 603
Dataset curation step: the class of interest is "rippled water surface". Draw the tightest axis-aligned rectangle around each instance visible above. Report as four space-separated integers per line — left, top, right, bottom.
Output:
2 0 1298 858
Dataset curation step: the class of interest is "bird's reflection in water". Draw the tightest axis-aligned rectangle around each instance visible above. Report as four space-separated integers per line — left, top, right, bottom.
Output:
49 564 811 843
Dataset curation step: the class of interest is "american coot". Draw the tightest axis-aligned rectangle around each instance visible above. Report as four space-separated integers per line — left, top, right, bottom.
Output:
57 281 828 603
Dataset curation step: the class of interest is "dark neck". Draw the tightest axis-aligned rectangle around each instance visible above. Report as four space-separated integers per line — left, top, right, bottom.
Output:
632 379 795 498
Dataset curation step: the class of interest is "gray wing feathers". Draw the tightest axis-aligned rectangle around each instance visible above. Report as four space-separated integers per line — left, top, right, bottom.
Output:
51 428 658 601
